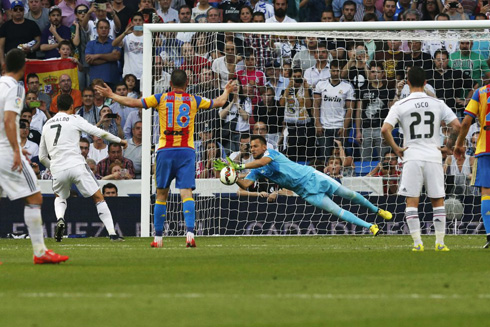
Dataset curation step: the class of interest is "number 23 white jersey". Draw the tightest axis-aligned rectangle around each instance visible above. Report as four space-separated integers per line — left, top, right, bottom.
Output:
39 113 121 174
384 92 457 163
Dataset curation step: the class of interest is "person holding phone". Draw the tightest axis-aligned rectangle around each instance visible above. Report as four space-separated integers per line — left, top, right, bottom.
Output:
112 12 144 82
96 105 124 141
25 91 51 133
442 0 468 19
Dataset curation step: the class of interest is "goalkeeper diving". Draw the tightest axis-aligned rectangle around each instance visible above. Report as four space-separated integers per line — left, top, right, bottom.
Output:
215 135 392 235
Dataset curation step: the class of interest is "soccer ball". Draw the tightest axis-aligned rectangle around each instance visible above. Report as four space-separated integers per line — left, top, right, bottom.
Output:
220 166 238 185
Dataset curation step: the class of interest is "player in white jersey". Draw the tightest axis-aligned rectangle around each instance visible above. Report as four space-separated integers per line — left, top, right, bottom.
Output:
381 66 461 252
39 94 127 242
313 59 355 160
0 49 68 264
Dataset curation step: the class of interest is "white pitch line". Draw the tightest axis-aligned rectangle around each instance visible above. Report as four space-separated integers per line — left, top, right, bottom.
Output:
2 292 488 300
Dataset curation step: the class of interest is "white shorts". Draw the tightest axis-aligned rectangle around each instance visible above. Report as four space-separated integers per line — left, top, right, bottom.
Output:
398 160 445 198
52 164 100 199
0 151 40 200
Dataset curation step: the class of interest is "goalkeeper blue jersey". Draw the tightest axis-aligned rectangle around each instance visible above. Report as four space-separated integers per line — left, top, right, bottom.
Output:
245 149 340 198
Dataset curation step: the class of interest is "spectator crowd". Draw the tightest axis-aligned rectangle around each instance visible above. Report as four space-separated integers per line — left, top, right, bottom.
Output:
1 0 486 197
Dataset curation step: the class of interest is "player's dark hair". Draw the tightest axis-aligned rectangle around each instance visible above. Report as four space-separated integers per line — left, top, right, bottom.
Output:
407 66 425 87
171 69 187 88
251 134 267 146
102 183 118 194
5 49 25 73
57 94 74 111
26 73 39 82
80 137 90 144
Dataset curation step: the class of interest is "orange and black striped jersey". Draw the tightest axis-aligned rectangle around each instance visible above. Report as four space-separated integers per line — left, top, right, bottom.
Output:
141 92 213 150
465 85 490 157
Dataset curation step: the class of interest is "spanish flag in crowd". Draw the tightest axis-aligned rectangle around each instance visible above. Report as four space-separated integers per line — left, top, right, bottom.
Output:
24 59 79 96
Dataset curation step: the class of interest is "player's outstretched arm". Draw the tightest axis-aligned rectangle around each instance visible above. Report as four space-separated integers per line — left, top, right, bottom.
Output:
94 83 143 108
76 116 124 145
212 80 234 108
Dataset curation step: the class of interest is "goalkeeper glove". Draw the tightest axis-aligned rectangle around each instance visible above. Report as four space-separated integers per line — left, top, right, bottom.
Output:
226 157 246 171
213 159 227 171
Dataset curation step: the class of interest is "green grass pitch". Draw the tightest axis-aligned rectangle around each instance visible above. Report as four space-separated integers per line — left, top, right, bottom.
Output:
1 235 490 327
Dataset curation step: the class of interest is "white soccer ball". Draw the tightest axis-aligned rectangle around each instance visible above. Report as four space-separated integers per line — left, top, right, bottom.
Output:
220 166 238 185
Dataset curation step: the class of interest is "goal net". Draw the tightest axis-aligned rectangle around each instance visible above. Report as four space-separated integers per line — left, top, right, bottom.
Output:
140 21 489 237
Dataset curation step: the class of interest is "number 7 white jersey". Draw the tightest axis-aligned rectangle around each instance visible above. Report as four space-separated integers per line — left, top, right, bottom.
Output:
384 91 457 163
39 112 121 175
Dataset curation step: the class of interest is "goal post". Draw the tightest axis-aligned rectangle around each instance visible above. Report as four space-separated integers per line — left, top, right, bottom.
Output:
140 21 490 237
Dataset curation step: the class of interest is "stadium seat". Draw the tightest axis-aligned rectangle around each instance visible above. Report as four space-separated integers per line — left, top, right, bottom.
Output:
354 161 379 176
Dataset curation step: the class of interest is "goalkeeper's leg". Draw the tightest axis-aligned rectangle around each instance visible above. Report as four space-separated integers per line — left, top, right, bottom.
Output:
305 194 379 235
333 185 392 220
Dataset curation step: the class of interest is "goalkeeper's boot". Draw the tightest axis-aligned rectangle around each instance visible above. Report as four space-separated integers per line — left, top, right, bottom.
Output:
110 234 125 242
483 235 490 249
151 237 163 248
34 249 69 264
377 209 393 220
412 244 424 252
435 243 450 251
369 224 380 236
186 232 196 248
54 218 65 242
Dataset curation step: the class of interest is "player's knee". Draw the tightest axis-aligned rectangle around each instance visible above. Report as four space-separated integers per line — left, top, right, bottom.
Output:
25 192 43 206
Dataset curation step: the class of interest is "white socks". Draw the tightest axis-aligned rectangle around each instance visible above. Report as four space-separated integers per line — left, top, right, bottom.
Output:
406 207 422 246
433 206 446 245
54 197 67 220
25 204 47 257
96 201 116 235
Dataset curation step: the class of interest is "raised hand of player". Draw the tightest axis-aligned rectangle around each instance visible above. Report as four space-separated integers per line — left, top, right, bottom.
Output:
224 80 235 94
94 83 114 99
120 140 128 149
213 159 227 171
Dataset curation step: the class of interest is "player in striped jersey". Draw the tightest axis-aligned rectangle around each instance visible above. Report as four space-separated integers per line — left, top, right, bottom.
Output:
455 84 490 248
95 69 233 248
0 49 68 264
